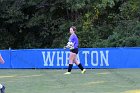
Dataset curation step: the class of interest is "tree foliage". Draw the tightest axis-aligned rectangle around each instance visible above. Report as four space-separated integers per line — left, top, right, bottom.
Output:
0 0 140 49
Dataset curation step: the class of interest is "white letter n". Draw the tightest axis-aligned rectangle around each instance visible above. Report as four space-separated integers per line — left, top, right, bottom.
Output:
100 51 109 66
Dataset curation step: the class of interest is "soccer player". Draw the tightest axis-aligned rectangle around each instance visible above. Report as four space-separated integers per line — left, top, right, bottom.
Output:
64 26 86 74
0 54 5 64
0 54 5 93
0 84 5 93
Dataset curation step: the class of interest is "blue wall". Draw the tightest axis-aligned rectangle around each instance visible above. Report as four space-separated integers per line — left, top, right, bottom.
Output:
0 48 140 68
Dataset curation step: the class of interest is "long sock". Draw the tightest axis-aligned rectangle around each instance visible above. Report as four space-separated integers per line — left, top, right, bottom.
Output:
68 64 73 72
78 63 84 71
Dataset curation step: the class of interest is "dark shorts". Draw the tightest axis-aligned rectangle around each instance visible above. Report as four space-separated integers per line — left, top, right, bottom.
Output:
70 48 78 54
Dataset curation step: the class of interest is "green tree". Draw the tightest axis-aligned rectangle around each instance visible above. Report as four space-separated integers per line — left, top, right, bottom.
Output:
0 0 140 49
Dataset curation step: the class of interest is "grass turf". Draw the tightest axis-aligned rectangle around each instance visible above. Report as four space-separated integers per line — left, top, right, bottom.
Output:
0 69 140 93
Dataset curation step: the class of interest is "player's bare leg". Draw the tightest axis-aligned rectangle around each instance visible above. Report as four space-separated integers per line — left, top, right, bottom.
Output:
74 57 86 74
64 52 75 74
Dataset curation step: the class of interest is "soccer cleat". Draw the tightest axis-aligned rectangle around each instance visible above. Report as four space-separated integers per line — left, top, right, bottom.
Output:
81 69 86 74
64 72 71 75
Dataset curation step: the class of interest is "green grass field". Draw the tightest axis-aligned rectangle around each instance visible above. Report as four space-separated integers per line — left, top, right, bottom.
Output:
0 69 140 93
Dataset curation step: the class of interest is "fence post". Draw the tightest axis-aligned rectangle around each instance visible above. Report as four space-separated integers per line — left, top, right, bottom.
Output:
9 48 13 68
